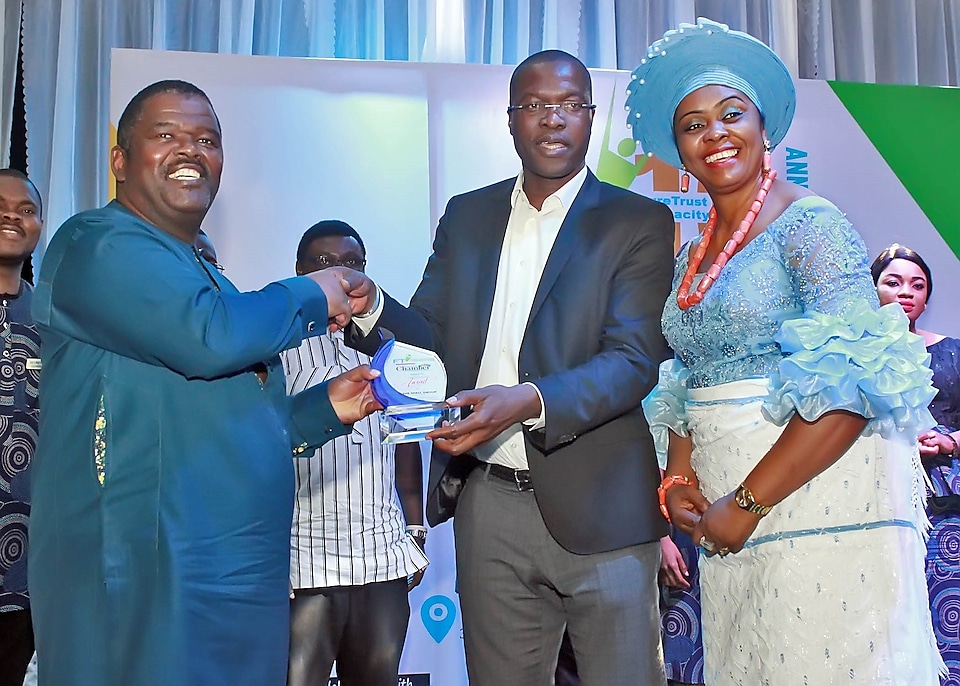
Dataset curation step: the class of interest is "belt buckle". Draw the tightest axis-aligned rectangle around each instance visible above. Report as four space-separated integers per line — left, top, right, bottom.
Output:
514 470 531 491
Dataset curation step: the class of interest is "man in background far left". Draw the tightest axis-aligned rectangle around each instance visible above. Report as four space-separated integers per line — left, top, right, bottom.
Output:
0 169 43 686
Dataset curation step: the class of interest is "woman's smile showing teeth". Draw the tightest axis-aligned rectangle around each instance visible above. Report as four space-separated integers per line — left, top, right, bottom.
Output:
705 149 738 164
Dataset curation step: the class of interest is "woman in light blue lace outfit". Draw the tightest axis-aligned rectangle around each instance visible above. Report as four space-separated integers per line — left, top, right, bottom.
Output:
627 18 943 685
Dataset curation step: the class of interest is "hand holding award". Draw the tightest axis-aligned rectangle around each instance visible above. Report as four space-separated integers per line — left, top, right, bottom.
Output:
370 336 460 443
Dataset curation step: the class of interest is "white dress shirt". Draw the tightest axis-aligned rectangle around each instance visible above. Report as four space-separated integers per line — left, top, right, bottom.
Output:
354 167 589 470
472 166 588 469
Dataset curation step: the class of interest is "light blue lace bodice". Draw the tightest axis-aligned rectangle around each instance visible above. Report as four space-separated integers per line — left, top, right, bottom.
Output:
663 196 877 388
643 196 935 458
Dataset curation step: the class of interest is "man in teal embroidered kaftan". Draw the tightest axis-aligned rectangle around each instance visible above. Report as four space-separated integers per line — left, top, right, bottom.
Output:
28 80 380 686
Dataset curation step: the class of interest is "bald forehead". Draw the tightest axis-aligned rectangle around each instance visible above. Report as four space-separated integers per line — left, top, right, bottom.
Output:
146 92 219 123
510 55 591 102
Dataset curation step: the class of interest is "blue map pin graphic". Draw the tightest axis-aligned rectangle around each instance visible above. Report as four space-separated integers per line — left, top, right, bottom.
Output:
421 595 457 643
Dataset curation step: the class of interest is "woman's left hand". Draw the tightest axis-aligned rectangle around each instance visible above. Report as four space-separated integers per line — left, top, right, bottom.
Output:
691 491 764 556
919 429 951 456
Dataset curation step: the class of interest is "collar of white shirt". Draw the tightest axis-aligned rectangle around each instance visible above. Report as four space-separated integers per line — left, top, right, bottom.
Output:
510 165 589 214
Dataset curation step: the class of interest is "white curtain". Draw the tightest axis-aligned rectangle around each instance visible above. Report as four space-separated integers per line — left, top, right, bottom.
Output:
17 0 960 243
0 0 21 168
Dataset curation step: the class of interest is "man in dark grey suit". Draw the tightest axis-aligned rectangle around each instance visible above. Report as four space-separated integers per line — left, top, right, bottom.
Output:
348 50 674 685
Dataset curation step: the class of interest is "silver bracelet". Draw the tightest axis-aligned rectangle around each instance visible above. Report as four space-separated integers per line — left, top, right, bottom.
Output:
945 433 960 458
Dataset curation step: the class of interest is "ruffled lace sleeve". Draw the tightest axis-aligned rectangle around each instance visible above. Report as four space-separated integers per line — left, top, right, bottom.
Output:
642 358 691 469
761 198 936 441
764 300 936 440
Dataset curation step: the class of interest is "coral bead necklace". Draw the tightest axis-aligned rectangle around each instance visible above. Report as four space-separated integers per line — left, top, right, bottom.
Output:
676 158 777 310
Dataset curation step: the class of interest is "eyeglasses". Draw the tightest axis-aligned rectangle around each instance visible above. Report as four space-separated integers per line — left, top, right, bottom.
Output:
506 102 597 117
303 254 366 270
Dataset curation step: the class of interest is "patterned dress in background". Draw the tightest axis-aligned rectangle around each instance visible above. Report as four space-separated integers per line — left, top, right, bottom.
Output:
0 283 39 614
925 336 960 684
661 528 704 684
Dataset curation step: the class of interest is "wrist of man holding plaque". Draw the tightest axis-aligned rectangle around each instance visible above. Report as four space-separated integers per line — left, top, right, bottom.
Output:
519 382 546 429
350 285 384 338
358 285 381 318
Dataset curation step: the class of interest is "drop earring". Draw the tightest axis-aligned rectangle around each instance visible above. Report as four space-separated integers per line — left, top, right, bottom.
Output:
680 166 690 194
762 139 772 175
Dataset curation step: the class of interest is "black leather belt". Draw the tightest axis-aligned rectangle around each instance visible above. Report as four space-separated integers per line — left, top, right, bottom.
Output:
484 463 533 492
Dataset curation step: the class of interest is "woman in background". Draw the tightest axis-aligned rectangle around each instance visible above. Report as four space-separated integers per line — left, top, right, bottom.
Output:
873 244 960 681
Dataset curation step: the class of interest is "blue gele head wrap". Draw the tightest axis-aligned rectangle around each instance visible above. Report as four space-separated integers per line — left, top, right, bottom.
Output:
624 17 796 169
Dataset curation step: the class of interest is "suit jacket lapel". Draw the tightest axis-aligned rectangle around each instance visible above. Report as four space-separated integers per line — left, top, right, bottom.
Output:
526 171 601 327
474 181 515 349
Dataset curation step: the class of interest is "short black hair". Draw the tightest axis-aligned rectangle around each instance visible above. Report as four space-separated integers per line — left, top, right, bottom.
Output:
116 80 217 151
510 50 592 104
870 243 934 302
0 168 42 219
296 220 366 261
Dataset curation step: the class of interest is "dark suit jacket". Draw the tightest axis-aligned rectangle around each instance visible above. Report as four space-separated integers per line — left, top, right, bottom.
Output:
351 171 675 554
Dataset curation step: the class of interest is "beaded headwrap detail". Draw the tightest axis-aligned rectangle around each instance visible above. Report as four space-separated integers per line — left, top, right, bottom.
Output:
624 17 796 169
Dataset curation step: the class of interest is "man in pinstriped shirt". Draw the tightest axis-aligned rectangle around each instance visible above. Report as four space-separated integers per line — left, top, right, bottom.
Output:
283 220 429 686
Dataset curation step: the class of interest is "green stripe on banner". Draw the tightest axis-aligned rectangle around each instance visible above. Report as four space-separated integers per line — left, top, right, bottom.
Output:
828 81 960 256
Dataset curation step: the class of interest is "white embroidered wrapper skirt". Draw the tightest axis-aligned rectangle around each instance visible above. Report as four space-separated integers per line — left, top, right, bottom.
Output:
687 377 944 686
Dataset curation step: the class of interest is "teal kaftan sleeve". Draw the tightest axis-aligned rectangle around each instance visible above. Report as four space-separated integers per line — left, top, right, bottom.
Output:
287 382 350 455
33 204 330 379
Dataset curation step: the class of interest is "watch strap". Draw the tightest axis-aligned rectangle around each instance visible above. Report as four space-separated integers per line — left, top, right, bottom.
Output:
735 483 773 517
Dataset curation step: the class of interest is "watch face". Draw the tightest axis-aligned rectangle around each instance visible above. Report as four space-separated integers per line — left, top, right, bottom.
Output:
735 486 771 515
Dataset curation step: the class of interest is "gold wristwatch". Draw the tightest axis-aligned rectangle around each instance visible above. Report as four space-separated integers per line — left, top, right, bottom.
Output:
734 483 773 517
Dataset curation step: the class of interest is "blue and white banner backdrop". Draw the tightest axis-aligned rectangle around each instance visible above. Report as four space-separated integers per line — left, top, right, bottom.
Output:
110 50 960 336
109 49 960 685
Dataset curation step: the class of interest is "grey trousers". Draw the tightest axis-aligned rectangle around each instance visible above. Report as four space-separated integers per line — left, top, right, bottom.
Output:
454 467 666 686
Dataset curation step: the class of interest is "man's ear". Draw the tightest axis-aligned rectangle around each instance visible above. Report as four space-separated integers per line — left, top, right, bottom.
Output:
110 145 127 183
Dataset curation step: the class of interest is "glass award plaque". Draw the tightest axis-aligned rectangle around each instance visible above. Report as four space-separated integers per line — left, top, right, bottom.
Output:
371 337 459 444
